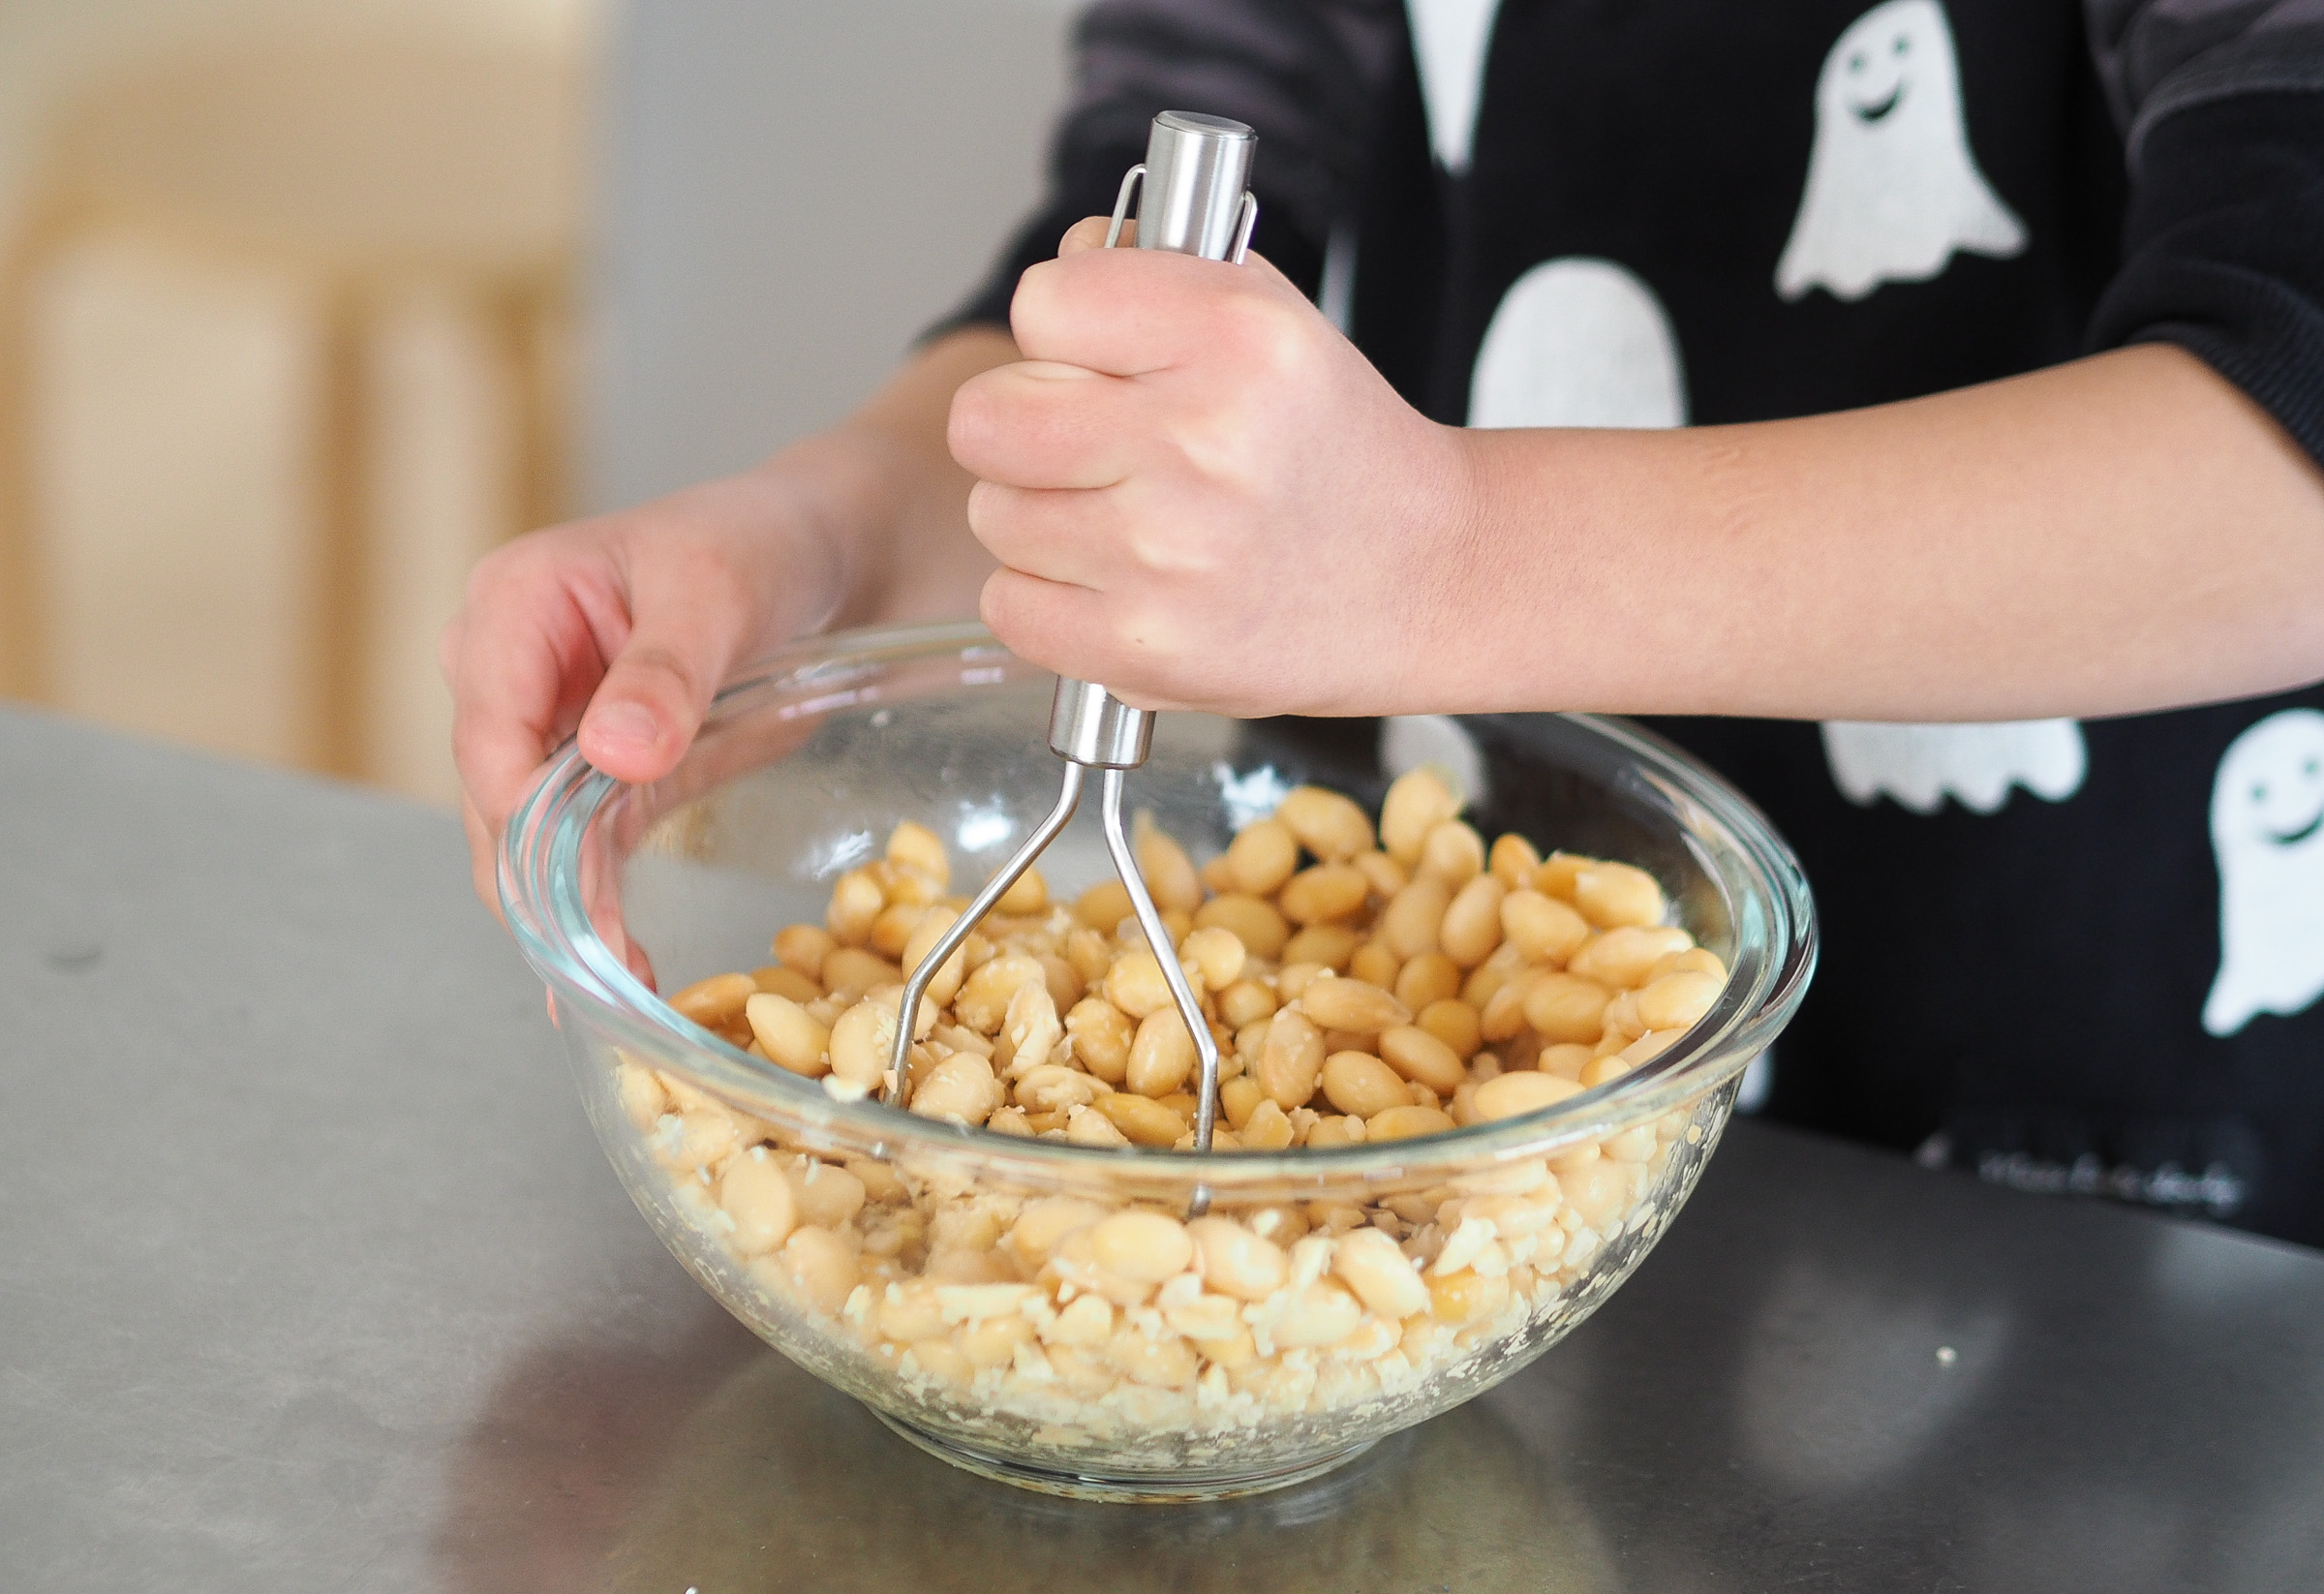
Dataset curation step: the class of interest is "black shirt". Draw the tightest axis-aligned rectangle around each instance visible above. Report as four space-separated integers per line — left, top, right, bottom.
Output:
943 0 2324 1244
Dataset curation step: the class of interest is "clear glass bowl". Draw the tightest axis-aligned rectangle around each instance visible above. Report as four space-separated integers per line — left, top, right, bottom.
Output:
502 623 1817 1501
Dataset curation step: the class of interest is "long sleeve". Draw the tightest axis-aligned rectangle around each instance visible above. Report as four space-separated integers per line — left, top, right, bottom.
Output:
933 0 1405 335
2085 0 2324 464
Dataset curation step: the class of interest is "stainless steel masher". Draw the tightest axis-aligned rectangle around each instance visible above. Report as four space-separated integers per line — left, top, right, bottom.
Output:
885 110 1260 1173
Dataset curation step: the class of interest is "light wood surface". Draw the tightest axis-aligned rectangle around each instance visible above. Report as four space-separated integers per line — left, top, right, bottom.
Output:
1 24 589 799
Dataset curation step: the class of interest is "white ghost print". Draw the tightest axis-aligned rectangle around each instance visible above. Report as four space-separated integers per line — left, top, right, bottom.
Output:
1776 0 2026 302
1820 720 2086 815
1406 0 1503 172
2203 709 2324 1037
1469 259 1688 430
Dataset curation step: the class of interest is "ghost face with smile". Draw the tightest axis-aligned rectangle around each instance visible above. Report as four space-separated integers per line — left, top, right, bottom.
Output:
2242 744 2324 848
1811 1 1953 152
1776 0 2027 301
1838 14 1915 127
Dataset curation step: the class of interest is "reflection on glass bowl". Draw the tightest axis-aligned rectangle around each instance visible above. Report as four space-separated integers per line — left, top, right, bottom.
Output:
613 1351 1625 1593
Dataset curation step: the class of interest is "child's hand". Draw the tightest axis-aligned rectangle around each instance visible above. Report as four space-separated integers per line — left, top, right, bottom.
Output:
950 217 1480 718
440 470 842 911
442 328 1015 914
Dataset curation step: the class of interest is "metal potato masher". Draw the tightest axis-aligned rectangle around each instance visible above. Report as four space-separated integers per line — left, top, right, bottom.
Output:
885 111 1260 1174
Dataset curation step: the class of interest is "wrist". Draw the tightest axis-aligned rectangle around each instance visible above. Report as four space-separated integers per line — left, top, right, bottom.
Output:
768 327 1015 632
1406 421 1560 714
751 425 920 632
1422 423 1673 717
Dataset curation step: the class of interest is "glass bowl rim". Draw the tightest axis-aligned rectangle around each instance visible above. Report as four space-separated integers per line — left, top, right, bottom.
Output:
501 621 1818 1185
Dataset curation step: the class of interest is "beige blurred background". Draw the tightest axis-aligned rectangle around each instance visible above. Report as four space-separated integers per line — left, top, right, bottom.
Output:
0 0 1077 804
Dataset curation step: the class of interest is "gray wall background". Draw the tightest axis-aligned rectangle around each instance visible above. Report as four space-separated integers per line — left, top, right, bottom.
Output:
591 0 1084 510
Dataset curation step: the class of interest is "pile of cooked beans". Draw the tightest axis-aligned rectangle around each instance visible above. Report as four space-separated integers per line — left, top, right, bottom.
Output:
617 768 1726 1438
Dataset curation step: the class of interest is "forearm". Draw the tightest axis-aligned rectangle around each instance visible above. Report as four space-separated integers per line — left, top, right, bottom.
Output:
1456 344 2324 721
757 325 1017 632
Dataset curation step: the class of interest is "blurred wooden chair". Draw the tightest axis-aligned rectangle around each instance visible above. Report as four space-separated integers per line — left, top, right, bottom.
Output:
0 26 588 799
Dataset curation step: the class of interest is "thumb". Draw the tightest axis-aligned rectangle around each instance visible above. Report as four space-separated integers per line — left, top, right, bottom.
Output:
575 552 757 785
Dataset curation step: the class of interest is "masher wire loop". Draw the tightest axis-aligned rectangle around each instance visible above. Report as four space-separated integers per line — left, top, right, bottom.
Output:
883 111 1258 1173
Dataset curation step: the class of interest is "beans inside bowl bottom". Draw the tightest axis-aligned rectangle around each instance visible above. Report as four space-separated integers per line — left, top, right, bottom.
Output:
611 767 1738 1496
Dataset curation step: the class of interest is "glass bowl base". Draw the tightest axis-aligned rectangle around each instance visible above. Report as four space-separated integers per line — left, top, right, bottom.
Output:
870 1409 1378 1503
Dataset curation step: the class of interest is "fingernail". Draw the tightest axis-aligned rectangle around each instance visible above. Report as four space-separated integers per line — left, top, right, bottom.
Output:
591 701 659 751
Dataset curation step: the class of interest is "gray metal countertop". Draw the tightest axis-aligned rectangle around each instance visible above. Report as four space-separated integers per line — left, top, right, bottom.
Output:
4 706 2321 1592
